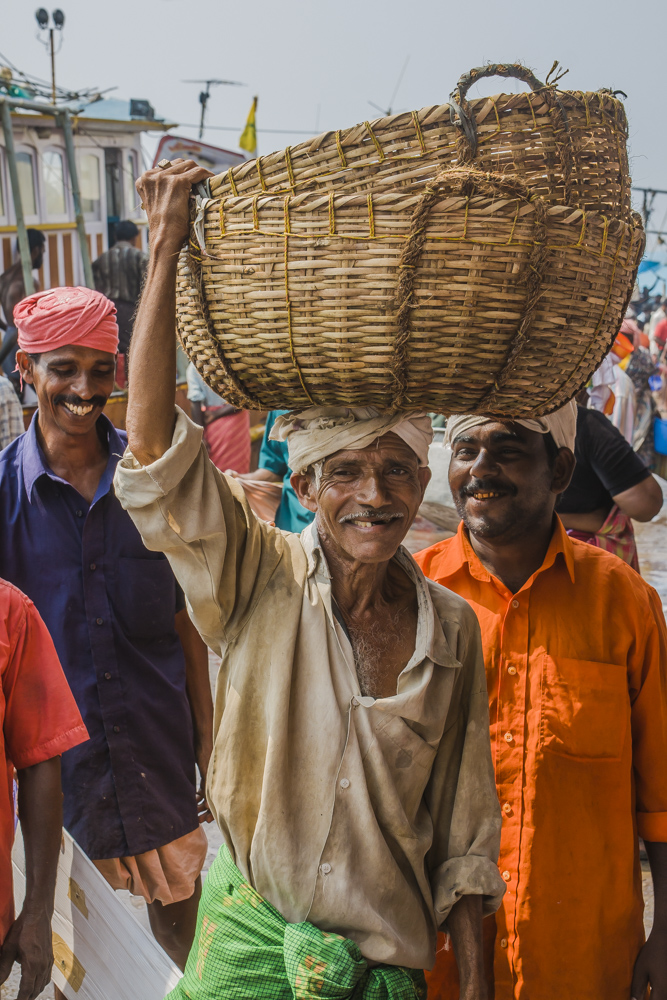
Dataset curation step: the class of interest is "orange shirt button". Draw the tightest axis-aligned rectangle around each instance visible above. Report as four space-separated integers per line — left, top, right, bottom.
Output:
500 938 508 949
504 732 513 743
511 599 519 608
502 870 511 881
502 802 511 814
507 665 517 676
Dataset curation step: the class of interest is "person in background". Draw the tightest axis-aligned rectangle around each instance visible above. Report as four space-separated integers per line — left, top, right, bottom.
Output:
559 402 663 569
649 297 667 360
230 409 315 531
185 362 250 473
0 579 87 1000
0 287 214 982
92 220 148 378
0 229 45 382
0 375 25 451
415 404 667 1000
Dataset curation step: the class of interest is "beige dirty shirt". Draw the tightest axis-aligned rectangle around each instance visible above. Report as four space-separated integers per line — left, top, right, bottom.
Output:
114 410 504 970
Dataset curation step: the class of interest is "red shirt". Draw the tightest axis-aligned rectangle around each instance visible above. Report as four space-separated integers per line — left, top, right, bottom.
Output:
415 521 667 999
654 317 667 351
1 579 88 944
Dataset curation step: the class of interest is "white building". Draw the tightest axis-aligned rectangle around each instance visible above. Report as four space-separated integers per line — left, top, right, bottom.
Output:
0 97 173 288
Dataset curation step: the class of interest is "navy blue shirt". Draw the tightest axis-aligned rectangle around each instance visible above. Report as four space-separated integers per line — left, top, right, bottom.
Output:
0 415 198 859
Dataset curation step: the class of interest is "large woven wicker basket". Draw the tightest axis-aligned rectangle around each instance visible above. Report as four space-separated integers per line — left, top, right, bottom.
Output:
176 63 644 416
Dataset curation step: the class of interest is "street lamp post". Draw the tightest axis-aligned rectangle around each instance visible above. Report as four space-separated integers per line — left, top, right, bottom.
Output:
35 8 65 104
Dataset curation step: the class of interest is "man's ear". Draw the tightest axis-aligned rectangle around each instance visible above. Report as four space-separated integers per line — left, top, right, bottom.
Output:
551 447 576 495
15 350 35 385
290 471 318 513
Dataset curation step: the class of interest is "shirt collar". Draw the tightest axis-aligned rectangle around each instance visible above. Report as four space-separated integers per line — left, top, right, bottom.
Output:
456 515 576 589
23 411 125 501
301 520 455 669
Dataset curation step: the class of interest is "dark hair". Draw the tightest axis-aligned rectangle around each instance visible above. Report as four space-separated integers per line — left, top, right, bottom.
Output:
114 220 139 243
16 228 45 254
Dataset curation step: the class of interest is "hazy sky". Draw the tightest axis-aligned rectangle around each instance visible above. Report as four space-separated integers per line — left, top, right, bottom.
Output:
5 0 667 255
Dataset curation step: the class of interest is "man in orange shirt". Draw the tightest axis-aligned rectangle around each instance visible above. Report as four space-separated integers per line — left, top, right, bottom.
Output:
415 401 667 1000
0 578 88 999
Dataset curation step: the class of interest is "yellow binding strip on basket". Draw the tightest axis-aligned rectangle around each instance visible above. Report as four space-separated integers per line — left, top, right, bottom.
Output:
283 199 314 405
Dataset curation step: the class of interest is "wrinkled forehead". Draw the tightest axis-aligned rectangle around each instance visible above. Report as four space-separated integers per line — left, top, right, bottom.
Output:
323 431 421 467
452 420 544 448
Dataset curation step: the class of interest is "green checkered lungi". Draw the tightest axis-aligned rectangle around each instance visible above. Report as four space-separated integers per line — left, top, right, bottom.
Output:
166 845 427 999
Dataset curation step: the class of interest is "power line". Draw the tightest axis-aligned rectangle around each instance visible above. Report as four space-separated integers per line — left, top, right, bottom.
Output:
174 122 315 136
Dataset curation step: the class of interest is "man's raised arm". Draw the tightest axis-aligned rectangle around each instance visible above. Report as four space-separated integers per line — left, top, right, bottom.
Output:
127 159 212 466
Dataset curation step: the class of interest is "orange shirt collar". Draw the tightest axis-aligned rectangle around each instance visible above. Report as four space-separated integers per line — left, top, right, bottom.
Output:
449 515 576 590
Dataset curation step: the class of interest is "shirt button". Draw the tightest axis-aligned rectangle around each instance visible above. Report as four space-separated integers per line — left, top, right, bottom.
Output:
89 563 97 571
104 672 112 680
507 665 517 676
502 802 512 814
500 937 508 949
320 862 332 875
502 870 511 882
96 617 104 626
511 599 519 608
113 725 120 733
76 509 83 518
504 732 513 743
340 778 350 789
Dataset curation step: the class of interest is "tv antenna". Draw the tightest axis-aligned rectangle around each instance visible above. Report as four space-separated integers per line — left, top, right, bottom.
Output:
183 78 245 139
368 55 410 117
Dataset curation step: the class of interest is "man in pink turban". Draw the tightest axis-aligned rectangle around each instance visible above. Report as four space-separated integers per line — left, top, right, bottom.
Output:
0 285 215 987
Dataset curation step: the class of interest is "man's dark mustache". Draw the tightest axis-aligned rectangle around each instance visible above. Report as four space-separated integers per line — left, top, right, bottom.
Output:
338 511 405 524
460 479 517 498
55 394 107 409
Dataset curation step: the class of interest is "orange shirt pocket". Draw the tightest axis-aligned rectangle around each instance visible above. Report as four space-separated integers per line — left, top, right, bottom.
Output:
539 656 629 760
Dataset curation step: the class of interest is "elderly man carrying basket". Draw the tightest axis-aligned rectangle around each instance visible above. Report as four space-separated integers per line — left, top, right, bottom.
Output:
114 159 506 998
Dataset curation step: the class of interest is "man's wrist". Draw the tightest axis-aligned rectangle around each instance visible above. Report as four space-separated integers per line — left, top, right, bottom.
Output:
19 900 53 923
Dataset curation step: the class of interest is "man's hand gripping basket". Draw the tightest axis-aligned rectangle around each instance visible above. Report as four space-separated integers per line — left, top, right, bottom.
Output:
176 63 644 416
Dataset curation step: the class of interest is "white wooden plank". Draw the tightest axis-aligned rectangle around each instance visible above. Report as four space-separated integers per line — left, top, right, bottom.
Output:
12 827 181 1000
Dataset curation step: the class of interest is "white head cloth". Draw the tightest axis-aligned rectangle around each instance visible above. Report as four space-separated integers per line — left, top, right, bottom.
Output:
270 406 434 474
444 400 578 453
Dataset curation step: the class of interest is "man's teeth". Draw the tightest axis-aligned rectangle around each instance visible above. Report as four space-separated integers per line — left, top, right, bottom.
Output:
350 518 392 528
63 402 93 416
471 491 504 500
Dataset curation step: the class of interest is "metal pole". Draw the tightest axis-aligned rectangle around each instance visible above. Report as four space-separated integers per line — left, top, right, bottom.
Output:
50 28 56 105
59 112 94 288
0 100 35 295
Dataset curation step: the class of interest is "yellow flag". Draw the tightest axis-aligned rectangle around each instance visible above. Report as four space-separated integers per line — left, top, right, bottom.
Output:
239 96 257 154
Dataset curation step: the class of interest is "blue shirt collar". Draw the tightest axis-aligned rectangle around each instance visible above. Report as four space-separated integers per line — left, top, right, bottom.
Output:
23 411 126 502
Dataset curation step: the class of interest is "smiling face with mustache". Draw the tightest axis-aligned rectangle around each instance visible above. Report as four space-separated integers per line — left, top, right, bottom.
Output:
449 421 574 542
291 432 431 566
17 344 116 439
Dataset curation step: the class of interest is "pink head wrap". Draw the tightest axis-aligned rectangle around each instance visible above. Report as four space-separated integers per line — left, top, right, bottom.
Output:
15 287 119 356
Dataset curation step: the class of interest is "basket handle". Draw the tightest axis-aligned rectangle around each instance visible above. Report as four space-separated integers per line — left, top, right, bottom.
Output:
449 63 547 156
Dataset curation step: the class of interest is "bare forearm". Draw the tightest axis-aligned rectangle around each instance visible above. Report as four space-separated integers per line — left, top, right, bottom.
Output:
447 895 486 999
128 158 212 466
646 841 667 931
18 757 63 919
126 249 179 465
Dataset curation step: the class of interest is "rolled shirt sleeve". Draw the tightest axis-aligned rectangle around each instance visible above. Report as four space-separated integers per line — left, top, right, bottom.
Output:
426 607 506 923
114 407 285 648
3 587 88 769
